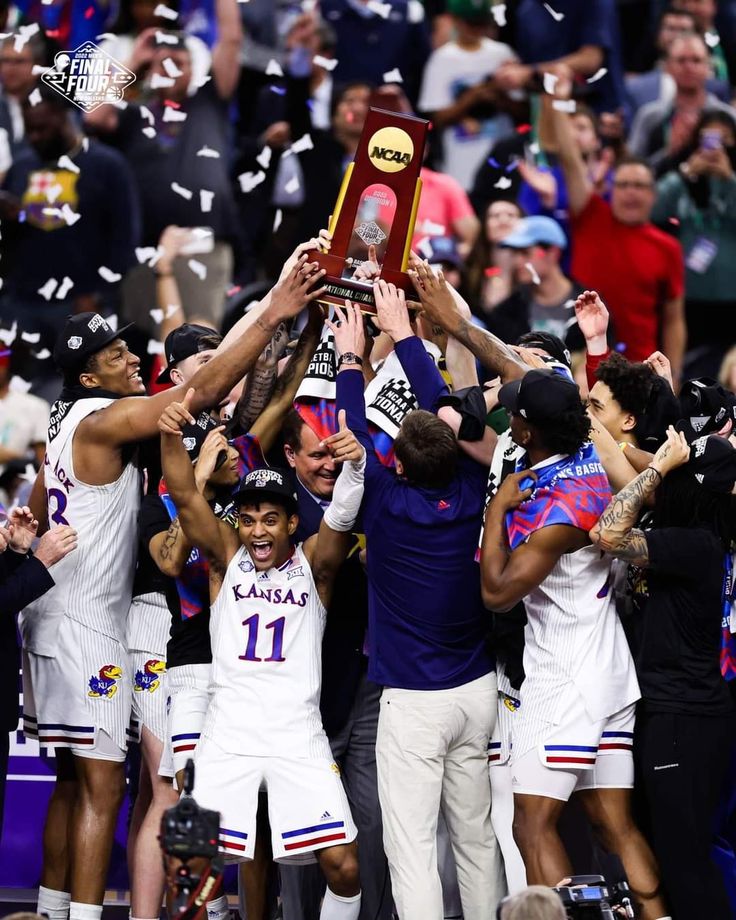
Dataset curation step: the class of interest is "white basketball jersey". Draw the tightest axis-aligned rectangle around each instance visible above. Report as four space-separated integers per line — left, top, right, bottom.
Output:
205 543 331 759
521 544 640 730
20 398 141 653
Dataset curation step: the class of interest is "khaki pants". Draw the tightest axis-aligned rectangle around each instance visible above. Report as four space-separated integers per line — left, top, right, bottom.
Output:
376 672 504 920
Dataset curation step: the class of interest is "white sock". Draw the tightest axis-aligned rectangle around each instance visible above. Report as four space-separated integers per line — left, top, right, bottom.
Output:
319 888 361 920
206 894 230 920
130 915 160 920
37 886 71 920
69 903 102 920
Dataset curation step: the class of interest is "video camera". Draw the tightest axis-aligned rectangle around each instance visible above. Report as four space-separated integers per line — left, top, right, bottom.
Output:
553 858 635 919
160 759 224 920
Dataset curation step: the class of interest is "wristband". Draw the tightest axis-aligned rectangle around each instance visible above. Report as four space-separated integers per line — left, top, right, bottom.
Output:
647 465 663 483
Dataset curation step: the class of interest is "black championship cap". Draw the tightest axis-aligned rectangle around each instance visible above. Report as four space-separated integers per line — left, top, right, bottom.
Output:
678 377 736 440
232 467 298 512
54 312 133 371
157 323 222 383
498 368 581 424
181 411 226 467
516 331 572 370
688 434 736 493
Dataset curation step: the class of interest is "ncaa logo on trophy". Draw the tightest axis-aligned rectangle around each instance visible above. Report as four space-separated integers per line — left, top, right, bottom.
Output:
307 108 429 315
41 42 136 113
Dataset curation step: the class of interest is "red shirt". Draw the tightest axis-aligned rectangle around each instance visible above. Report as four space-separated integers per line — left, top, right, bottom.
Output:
411 167 476 249
571 196 684 362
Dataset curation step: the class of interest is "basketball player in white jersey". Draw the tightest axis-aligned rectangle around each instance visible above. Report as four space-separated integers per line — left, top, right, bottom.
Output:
23 257 327 920
159 391 366 920
479 370 669 920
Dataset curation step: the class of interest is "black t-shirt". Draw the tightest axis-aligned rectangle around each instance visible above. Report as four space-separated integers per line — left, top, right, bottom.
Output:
138 493 212 668
639 526 734 715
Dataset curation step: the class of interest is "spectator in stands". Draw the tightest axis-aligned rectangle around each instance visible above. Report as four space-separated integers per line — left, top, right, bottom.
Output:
0 84 140 400
0 32 43 169
652 108 736 378
412 158 481 259
0 344 48 473
87 0 243 333
720 345 736 392
417 0 519 190
629 32 736 173
486 216 586 352
679 0 736 81
462 198 522 319
548 75 687 379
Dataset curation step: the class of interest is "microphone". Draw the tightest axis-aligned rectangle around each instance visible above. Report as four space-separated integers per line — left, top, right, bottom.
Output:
601 853 635 919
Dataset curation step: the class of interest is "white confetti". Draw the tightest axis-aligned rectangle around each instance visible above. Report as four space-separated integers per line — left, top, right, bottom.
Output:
166 304 179 318
491 3 507 26
95 33 117 42
28 87 42 106
38 279 58 301
41 207 61 219
162 56 183 78
60 203 81 226
525 262 541 285
82 137 89 153
14 22 39 53
57 155 79 174
416 218 446 236
107 314 119 332
587 68 608 84
528 141 540 156
32 349 51 360
140 105 155 123
142 126 157 139
366 0 391 18
45 183 63 203
200 189 214 213
154 3 178 20
192 74 211 88
417 237 434 259
290 133 314 155
0 322 16 346
20 331 40 343
552 99 576 113
543 72 558 94
151 72 175 89
284 176 300 195
112 99 129 110
98 266 122 283
382 67 403 84
494 176 513 190
163 106 187 123
543 2 564 19
188 259 207 280
136 246 159 265
705 30 720 48
256 146 272 169
197 145 221 158
149 308 164 324
238 170 266 193
266 59 284 77
155 30 179 44
148 339 165 355
171 181 193 200
31 65 51 76
273 209 283 233
10 375 32 393
56 277 74 299
313 55 338 71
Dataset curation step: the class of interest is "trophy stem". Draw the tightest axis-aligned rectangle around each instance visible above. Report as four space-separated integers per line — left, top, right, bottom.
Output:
401 177 423 272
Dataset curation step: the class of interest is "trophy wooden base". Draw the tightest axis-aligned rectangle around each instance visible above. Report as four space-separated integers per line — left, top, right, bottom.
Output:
309 253 420 315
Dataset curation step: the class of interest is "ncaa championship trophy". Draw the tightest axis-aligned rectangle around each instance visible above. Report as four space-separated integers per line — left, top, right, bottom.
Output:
308 107 430 314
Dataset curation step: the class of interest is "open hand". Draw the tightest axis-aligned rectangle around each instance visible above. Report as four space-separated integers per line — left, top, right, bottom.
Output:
194 426 229 489
645 351 673 389
574 290 609 344
408 258 458 329
325 300 365 358
34 525 78 568
280 229 332 281
8 505 38 553
650 425 690 477
494 469 537 511
272 254 327 318
159 387 196 436
373 280 413 343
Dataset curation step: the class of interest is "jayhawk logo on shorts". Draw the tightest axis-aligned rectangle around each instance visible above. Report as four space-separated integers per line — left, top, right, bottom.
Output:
88 664 122 698
134 659 166 693
501 692 521 713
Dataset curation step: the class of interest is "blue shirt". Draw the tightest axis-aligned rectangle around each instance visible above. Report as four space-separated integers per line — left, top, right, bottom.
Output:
337 337 494 690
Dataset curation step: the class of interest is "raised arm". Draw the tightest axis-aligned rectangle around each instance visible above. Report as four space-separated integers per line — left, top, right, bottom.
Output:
408 258 527 382
660 294 686 388
211 0 243 99
158 390 238 574
544 78 593 217
589 426 690 564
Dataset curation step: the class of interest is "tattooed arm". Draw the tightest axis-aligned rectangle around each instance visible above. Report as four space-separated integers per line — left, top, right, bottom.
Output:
589 426 691 564
232 321 291 433
408 258 527 382
149 516 192 579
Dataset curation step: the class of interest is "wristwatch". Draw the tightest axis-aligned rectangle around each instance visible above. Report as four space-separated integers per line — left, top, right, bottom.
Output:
338 352 363 368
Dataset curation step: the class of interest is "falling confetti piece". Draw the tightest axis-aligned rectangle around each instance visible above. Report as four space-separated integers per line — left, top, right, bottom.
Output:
56 277 74 299
269 85 286 96
290 133 314 155
227 285 242 297
28 87 42 106
150 308 164 324
85 6 95 18
669 217 680 226
33 349 51 360
543 72 558 94
95 32 117 41
615 342 627 353
484 267 501 277
60 204 81 226
163 107 187 123
491 3 507 26
543 2 564 19
140 105 155 123
162 57 183 78
166 304 179 318
142 126 157 139
46 183 63 203
284 176 300 195
366 0 391 18
38 279 58 301
10 375 32 393
494 176 513 189
151 73 175 89
164 98 181 108
154 3 179 20
155 30 179 44
31 65 51 76
273 209 283 233
524 262 541 285
705 31 720 48
516 124 532 134
14 22 39 53
21 331 41 343
417 218 446 236
196 145 221 158
506 161 519 172
188 259 207 280
148 339 165 355
57 154 80 174
238 170 266 193
487 157 501 168
256 147 272 169
0 323 17 346
98 266 122 282
417 237 434 259
82 137 89 152
313 55 338 71
266 59 284 77
136 246 159 265
552 99 576 113
171 181 193 200
107 315 119 331
382 67 403 84
587 67 608 84
528 141 540 155
200 189 214 213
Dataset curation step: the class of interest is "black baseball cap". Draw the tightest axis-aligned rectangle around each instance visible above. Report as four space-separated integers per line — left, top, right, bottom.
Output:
181 411 227 468
232 467 298 513
678 377 736 440
516 331 572 370
688 434 736 493
157 323 222 383
54 312 133 372
498 369 582 423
